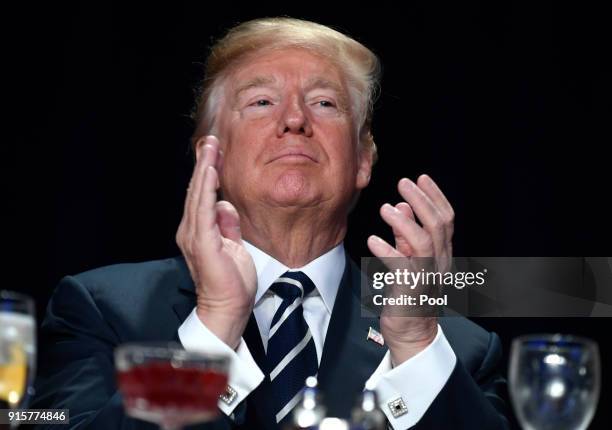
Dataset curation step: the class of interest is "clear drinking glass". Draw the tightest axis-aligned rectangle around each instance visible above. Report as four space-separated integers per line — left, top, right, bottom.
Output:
0 290 36 414
115 342 230 430
509 334 600 430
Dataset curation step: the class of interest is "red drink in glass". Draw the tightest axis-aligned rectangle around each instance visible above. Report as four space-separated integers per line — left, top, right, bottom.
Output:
115 343 229 430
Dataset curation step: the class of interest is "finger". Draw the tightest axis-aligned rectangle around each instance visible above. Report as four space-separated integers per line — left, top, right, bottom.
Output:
397 178 447 256
194 136 220 192
416 174 454 221
416 174 454 239
368 235 436 284
395 202 414 220
178 135 209 246
182 136 208 220
216 148 224 188
189 136 220 232
187 136 218 215
380 203 433 257
367 234 415 278
196 165 221 239
393 202 415 255
367 235 405 259
215 200 242 242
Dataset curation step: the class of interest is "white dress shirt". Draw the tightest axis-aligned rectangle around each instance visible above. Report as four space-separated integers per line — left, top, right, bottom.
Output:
178 242 457 429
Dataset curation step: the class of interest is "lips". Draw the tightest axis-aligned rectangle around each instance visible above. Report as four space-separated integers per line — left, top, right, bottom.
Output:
267 148 318 164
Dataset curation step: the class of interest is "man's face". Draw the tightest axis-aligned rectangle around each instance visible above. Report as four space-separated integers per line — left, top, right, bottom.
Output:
213 48 372 215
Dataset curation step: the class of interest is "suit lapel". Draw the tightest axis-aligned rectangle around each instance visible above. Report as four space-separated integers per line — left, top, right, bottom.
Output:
172 257 198 322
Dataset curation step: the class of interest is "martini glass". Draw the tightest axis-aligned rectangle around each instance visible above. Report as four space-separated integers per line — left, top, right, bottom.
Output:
115 343 229 430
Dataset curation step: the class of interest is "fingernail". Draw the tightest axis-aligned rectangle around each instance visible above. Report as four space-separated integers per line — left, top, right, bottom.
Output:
206 135 219 146
399 178 412 189
382 203 399 215
369 235 385 244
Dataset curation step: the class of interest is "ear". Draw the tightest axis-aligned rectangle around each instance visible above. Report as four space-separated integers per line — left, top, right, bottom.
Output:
355 141 374 190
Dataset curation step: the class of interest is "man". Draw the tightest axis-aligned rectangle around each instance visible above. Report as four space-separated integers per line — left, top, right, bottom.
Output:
32 18 510 429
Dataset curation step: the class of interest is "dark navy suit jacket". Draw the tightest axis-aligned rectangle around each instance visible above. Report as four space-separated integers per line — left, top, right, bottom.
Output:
32 256 511 429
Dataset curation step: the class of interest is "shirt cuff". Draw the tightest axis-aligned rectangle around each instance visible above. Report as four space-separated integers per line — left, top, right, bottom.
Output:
365 324 456 429
177 308 265 416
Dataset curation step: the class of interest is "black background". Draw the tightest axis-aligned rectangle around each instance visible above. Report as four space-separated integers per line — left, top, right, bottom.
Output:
5 1 612 427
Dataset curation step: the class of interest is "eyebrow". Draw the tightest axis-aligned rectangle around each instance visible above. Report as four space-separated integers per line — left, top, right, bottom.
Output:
231 75 350 109
305 77 350 110
304 77 344 95
233 76 278 99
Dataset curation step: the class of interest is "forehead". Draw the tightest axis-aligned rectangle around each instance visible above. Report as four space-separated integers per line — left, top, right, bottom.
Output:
227 48 346 90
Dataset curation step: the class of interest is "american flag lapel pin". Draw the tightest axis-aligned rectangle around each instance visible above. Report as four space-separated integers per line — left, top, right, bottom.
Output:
367 327 385 346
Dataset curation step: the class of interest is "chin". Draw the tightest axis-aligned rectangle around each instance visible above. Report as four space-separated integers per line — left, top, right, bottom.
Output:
268 171 320 208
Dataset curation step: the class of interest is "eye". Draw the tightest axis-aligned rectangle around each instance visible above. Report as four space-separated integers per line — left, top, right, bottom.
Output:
251 99 272 107
317 100 335 108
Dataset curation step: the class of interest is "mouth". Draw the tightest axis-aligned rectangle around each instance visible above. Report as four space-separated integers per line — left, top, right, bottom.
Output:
267 150 318 164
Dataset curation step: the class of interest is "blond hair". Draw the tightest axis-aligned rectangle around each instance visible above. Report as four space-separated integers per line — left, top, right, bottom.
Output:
190 17 380 160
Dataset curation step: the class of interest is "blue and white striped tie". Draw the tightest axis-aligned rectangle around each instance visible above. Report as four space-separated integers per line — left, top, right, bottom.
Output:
266 271 318 425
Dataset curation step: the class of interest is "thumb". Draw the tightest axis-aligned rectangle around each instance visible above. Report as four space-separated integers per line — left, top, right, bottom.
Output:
215 200 242 242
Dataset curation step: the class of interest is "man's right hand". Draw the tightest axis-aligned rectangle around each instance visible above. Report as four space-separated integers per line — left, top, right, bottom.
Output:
176 135 257 350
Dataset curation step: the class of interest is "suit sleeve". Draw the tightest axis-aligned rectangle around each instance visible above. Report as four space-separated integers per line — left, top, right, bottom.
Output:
30 275 234 430
411 332 513 430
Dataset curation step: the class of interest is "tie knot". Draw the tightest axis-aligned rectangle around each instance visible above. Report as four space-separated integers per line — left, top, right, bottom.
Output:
270 271 316 301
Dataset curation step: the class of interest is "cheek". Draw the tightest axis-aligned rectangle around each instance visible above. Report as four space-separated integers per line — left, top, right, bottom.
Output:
239 108 278 122
221 130 265 181
219 131 246 183
223 145 252 178
325 125 359 168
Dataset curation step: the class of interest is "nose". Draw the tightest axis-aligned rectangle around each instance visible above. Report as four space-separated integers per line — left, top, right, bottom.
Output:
277 97 313 137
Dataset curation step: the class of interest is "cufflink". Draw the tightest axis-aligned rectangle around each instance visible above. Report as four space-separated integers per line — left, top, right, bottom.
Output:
388 397 408 418
219 385 237 405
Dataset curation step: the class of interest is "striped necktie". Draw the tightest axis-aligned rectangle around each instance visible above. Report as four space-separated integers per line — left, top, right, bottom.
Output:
266 270 319 425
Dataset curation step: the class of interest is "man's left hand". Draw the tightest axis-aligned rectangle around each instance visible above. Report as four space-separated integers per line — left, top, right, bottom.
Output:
367 174 454 365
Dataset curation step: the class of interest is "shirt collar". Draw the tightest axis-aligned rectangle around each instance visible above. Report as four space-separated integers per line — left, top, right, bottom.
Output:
243 240 345 314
